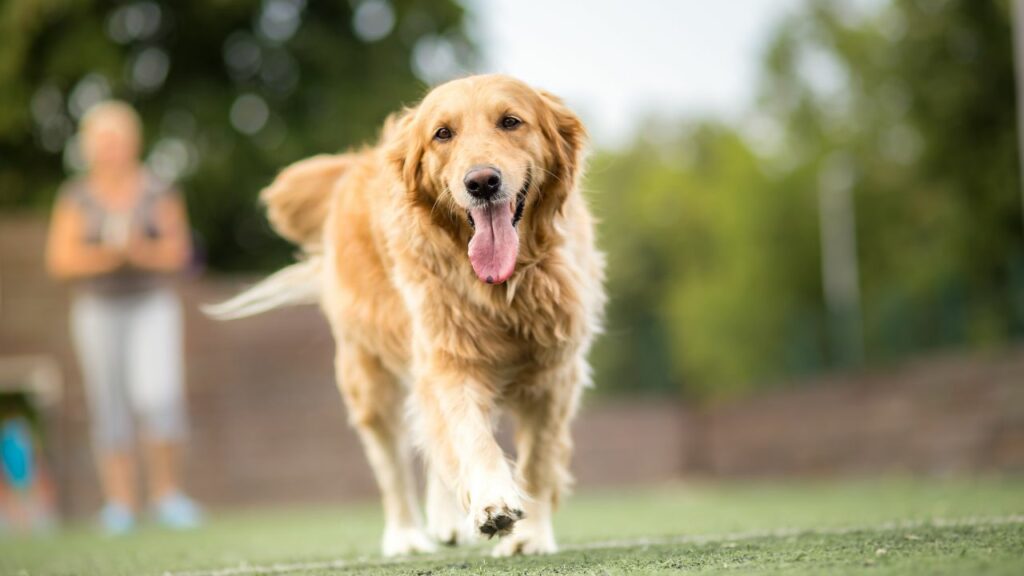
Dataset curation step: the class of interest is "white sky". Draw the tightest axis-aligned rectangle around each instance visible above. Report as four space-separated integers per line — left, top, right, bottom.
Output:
464 0 876 146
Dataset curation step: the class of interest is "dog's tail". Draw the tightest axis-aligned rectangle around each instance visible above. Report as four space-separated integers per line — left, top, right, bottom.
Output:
206 154 351 320
262 153 353 247
203 256 323 320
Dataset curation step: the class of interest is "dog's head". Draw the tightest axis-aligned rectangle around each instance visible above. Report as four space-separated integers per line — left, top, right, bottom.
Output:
387 74 586 285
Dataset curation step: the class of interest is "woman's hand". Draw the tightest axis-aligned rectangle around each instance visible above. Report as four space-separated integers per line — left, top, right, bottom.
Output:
46 198 126 280
124 195 192 273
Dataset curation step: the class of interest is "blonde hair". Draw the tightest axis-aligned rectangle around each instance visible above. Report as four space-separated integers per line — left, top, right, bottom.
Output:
78 100 142 168
81 100 141 135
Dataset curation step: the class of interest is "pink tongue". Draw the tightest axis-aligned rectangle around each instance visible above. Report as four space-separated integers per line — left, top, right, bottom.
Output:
468 203 518 284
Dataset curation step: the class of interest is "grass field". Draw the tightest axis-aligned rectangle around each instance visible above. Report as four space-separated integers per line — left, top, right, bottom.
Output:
1 478 1022 575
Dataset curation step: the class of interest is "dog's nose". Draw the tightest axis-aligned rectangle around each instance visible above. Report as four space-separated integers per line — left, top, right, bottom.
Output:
464 166 502 200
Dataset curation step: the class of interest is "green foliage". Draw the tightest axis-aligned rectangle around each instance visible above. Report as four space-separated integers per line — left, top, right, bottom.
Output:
589 123 827 398
0 0 473 270
589 0 1024 398
760 0 1024 355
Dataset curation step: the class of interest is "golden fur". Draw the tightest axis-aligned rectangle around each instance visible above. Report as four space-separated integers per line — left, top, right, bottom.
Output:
239 75 604 556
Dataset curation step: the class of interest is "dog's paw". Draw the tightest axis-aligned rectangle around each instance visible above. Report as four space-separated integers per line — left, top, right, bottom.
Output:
471 500 524 539
491 512 557 553
428 517 471 547
428 508 476 546
427 500 474 546
491 519 557 557
381 526 437 557
427 477 473 546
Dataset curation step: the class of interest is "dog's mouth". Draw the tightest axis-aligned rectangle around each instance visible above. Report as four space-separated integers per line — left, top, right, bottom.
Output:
466 170 531 285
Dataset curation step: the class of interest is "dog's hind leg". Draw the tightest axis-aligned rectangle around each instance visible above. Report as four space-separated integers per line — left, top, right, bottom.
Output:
336 343 435 557
425 465 472 546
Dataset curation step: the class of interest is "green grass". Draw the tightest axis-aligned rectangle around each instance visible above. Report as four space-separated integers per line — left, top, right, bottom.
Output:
1 478 1022 575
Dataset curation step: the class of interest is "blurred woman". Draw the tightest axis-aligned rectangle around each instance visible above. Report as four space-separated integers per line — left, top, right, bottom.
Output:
45 101 202 533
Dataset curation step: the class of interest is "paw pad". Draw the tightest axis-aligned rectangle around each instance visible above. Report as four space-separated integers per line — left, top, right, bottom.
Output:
478 507 525 538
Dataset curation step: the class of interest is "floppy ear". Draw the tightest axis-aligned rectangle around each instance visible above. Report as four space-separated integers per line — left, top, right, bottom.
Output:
537 90 587 193
383 107 424 194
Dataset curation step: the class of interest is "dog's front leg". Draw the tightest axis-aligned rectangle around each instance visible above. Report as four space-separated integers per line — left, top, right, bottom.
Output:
413 372 524 539
493 363 584 556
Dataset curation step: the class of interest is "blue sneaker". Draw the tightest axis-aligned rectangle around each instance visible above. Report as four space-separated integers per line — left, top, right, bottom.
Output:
99 503 136 535
153 492 204 530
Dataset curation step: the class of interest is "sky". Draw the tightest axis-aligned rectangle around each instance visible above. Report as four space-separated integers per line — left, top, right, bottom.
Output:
464 0 876 146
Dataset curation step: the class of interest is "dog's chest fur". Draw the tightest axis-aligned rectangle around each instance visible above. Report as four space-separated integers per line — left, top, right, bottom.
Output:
396 237 590 379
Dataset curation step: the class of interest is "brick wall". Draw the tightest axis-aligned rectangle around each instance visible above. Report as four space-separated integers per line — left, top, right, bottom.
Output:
694 351 1024 476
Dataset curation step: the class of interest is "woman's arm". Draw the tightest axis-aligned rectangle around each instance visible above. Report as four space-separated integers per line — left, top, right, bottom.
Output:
125 194 192 273
45 197 125 280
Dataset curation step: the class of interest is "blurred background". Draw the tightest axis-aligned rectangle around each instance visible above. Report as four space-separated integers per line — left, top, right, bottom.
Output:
1 0 1022 523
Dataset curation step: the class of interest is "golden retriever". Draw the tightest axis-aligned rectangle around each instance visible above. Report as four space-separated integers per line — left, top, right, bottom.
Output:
211 74 605 557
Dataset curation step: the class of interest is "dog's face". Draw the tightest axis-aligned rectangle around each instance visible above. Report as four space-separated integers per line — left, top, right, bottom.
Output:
389 75 586 285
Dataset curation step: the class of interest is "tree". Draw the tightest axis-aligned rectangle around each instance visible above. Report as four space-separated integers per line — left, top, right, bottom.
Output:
587 0 1024 398
588 122 827 398
759 0 1023 358
0 0 474 270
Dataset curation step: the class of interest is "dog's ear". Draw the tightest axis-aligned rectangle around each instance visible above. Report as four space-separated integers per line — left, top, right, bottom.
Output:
384 106 424 194
537 90 587 192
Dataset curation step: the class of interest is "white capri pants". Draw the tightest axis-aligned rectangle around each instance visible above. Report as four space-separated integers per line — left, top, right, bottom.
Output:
71 288 188 451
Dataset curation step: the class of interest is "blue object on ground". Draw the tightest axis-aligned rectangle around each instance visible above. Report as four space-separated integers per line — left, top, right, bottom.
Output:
153 492 204 530
99 503 136 535
0 418 34 491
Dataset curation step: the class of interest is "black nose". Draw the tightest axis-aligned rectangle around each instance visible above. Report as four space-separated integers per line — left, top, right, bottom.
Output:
464 166 502 200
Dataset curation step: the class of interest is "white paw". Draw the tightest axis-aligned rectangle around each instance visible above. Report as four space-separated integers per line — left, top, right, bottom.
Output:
427 472 474 546
427 498 474 546
381 526 437 557
491 522 557 557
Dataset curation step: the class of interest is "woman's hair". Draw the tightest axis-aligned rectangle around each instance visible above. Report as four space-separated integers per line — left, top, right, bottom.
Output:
79 100 142 143
77 100 143 170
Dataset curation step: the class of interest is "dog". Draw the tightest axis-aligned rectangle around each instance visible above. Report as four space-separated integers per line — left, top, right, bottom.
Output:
209 74 605 557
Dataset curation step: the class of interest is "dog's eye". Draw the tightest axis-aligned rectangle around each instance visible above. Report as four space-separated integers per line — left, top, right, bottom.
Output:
434 127 453 141
500 116 522 130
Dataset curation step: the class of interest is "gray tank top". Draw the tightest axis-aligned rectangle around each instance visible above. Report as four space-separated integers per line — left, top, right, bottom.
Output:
60 172 177 295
